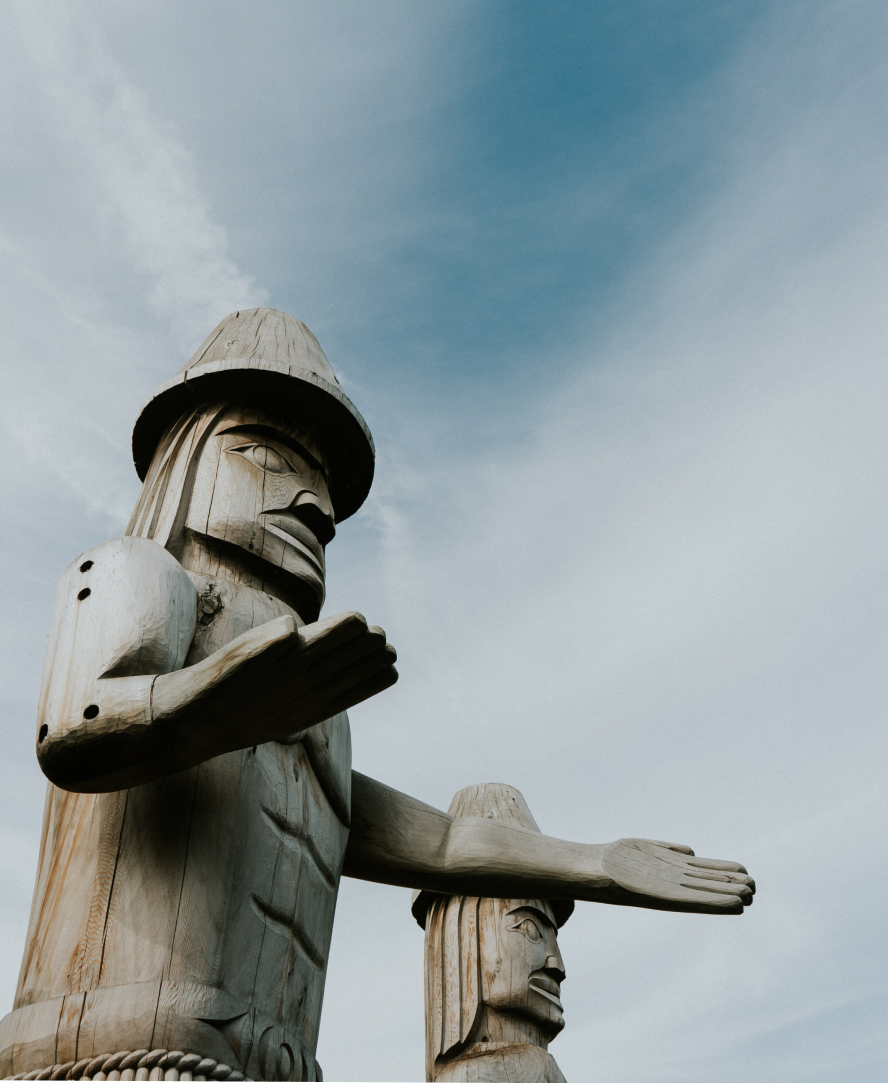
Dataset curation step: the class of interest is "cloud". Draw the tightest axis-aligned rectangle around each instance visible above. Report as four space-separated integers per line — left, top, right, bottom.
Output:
0 1 885 1081
321 2 888 1078
10 0 266 349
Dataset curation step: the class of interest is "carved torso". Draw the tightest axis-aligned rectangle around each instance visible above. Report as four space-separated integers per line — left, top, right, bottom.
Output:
0 541 351 1081
435 1043 567 1083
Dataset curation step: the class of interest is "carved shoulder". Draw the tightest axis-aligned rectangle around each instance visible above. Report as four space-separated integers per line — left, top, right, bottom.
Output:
36 537 197 753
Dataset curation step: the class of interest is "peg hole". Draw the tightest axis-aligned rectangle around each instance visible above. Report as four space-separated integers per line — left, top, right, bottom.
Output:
83 704 100 719
38 724 47 743
77 588 91 601
79 560 93 573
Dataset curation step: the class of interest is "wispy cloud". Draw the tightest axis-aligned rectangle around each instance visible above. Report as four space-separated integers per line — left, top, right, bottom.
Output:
324 2 888 1078
11 0 265 349
0 2 885 1081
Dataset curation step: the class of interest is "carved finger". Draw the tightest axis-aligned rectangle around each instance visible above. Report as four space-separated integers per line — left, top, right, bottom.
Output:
651 879 751 913
683 867 755 890
635 839 695 856
686 857 748 874
301 629 394 687
671 892 747 914
322 664 399 717
607 877 749 915
298 610 369 656
680 878 754 902
262 645 396 735
631 841 751 883
325 644 398 690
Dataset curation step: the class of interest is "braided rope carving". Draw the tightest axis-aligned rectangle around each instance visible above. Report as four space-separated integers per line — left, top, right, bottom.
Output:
9 1047 249 1081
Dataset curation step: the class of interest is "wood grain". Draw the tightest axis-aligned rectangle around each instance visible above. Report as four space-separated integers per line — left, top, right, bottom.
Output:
416 786 569 1082
5 569 345 1079
3 309 755 1082
35 537 395 794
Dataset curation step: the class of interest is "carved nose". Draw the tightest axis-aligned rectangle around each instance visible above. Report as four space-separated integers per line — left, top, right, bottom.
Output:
292 491 336 546
544 955 566 984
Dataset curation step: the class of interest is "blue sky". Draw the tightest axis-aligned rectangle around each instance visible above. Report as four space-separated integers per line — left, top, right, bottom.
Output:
0 2 886 1080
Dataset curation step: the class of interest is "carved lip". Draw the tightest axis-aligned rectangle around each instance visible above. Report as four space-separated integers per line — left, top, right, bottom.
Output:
528 978 563 1009
261 513 325 575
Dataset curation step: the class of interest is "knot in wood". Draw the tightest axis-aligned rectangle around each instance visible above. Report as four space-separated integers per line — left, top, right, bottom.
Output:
197 582 224 626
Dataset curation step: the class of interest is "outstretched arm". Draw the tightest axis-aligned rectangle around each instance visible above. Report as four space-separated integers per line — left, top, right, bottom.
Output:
344 772 754 915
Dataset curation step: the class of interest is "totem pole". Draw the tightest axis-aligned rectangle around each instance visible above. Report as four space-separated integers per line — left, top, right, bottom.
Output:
413 785 571 1083
0 309 754 1082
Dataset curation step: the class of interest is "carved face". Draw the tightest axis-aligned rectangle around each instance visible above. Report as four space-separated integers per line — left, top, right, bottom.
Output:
480 899 566 1037
183 404 335 611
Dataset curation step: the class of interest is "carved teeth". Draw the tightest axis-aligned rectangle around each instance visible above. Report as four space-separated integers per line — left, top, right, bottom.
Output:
261 519 325 574
528 981 563 1008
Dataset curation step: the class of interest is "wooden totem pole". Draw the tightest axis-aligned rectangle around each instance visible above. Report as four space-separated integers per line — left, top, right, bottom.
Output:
0 309 755 1082
413 785 572 1083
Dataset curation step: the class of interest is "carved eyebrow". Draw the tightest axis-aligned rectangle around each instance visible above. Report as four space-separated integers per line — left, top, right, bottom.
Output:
507 906 557 932
219 424 328 479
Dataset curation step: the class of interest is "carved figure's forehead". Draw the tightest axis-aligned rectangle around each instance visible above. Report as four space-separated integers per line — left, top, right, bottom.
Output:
504 900 558 931
208 402 328 470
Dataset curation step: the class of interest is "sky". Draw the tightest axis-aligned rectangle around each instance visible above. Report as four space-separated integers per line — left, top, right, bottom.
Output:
0 1 886 1080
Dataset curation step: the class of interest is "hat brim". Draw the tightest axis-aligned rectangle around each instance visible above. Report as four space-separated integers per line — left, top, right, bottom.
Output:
132 359 375 523
410 888 575 929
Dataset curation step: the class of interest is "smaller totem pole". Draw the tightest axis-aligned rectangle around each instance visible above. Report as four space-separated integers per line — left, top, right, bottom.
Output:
412 785 573 1083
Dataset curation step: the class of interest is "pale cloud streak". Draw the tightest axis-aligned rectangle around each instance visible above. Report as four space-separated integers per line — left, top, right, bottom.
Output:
10 0 266 349
0 2 884 1081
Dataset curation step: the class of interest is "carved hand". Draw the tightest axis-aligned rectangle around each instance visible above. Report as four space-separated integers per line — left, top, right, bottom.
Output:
595 837 754 914
153 609 398 749
41 610 396 792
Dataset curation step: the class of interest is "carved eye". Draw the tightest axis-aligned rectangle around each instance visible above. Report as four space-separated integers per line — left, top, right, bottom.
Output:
229 443 302 476
252 445 287 472
512 918 543 943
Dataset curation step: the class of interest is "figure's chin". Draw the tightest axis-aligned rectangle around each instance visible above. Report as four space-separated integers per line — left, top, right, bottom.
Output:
488 994 565 1035
278 550 325 597
526 986 565 1032
262 519 326 578
267 553 326 620
252 526 326 607
191 529 326 622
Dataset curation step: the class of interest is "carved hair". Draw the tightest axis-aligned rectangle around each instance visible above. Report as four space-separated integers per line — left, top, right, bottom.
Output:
125 403 225 554
126 396 328 557
424 891 563 1079
424 894 484 1081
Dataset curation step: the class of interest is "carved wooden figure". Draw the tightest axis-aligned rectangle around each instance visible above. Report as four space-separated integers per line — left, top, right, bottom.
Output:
413 785 572 1083
0 309 755 1082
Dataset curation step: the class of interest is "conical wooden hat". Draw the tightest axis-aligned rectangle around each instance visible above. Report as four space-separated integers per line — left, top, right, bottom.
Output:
411 783 574 928
132 308 375 522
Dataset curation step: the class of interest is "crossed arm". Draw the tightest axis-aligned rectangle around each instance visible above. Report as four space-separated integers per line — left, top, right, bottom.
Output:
37 537 398 792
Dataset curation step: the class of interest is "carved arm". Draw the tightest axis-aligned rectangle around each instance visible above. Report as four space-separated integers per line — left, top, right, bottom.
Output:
345 772 754 915
37 537 396 793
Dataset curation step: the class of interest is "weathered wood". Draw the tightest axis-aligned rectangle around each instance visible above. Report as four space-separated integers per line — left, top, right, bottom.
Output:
346 773 753 914
2 309 756 1081
35 535 395 794
3 312 388 1080
414 785 570 1082
433 1043 567 1083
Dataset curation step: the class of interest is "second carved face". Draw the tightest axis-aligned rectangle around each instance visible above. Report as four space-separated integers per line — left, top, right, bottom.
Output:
480 898 567 1038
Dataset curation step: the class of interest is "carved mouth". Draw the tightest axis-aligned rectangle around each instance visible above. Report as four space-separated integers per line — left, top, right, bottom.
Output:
528 979 563 1009
261 514 325 576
